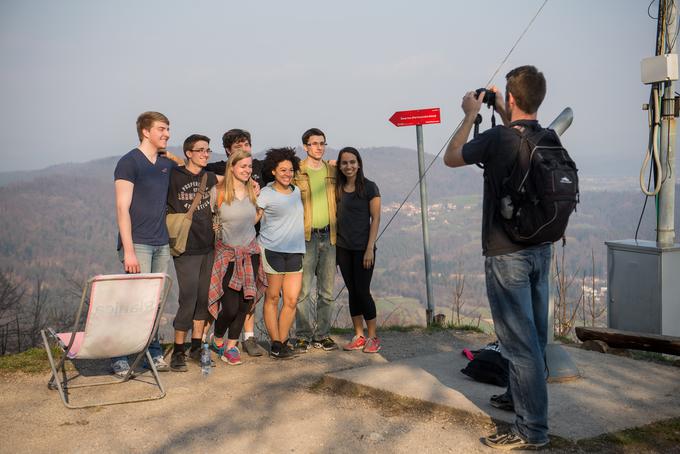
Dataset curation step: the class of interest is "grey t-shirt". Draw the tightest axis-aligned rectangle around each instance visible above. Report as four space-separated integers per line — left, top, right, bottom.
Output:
217 196 257 247
257 184 305 253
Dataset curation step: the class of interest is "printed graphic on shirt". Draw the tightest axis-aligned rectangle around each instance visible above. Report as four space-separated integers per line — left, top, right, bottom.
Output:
178 180 211 212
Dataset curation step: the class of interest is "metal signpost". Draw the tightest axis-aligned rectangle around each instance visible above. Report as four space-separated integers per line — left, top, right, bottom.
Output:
389 107 441 325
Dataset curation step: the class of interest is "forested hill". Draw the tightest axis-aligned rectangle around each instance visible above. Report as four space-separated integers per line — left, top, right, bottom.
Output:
0 146 677 337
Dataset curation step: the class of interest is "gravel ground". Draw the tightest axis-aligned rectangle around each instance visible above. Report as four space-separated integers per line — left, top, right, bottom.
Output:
1 329 511 453
6 329 669 454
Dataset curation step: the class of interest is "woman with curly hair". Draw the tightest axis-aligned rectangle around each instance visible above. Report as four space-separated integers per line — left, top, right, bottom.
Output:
207 149 266 365
335 147 382 353
256 147 305 359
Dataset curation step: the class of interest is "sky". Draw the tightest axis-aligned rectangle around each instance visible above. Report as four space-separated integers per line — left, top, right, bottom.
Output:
0 0 667 178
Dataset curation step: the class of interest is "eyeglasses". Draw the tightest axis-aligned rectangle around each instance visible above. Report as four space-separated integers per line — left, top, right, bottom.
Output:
306 141 327 147
189 148 212 154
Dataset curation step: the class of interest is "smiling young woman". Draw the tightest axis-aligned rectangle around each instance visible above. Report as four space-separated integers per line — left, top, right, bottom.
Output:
335 147 382 353
256 147 305 360
207 150 265 366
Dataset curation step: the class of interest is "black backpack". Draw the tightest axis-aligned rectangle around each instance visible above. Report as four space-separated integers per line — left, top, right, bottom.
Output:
493 122 579 245
460 341 509 387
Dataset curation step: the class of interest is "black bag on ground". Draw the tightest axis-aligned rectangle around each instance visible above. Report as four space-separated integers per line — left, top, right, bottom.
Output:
460 341 509 387
493 121 579 245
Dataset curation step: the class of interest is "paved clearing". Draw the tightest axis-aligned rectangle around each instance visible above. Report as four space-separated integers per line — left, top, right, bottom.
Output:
2 329 679 453
1 330 503 453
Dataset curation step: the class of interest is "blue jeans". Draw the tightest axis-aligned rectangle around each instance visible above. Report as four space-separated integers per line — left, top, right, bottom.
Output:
295 231 336 341
114 243 171 361
485 244 551 444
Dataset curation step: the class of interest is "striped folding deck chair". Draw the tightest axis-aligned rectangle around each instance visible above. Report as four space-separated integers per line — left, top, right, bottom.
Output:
41 273 172 408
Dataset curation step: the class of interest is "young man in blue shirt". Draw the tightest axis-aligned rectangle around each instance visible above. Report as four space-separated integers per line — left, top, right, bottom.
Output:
112 111 175 376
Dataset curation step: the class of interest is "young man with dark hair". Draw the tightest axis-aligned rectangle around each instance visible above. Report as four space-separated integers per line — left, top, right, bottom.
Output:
112 111 175 376
205 129 268 357
167 134 219 371
293 128 339 352
206 129 264 187
443 65 551 450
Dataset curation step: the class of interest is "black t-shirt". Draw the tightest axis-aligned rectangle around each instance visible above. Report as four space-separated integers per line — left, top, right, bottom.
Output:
206 158 264 186
462 120 542 257
167 167 218 255
337 179 380 251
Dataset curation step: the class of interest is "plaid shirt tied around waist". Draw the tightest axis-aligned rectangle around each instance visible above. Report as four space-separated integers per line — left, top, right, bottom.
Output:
208 238 267 319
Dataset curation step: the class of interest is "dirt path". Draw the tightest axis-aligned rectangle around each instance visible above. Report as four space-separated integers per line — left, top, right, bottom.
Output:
1 330 512 454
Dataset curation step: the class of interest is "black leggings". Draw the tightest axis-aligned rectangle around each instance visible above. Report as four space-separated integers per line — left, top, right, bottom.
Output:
214 255 259 340
336 246 376 320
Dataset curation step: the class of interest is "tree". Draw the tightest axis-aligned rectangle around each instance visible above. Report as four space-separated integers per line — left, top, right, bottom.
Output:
452 271 465 325
0 269 24 354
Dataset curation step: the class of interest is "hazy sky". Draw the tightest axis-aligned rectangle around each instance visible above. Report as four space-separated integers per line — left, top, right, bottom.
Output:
0 0 665 177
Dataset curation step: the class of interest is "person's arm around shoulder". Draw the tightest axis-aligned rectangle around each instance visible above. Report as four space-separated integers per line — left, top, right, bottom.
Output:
255 187 268 224
115 179 139 273
162 150 185 167
364 183 381 269
443 90 487 168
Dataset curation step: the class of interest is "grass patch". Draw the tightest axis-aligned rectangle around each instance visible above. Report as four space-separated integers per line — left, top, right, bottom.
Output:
554 334 576 344
446 323 486 334
568 417 680 453
332 324 486 335
330 327 354 335
0 347 56 374
629 350 680 367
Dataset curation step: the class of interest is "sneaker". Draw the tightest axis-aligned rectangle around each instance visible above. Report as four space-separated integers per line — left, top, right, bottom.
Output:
294 338 311 354
209 335 226 356
280 343 296 359
111 359 133 378
490 392 515 412
242 336 266 357
363 337 381 353
343 335 366 351
270 341 295 360
170 351 187 372
482 431 548 450
312 337 338 351
188 348 216 367
221 347 243 366
151 356 170 372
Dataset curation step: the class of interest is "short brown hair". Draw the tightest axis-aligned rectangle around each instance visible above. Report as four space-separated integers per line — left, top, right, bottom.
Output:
136 111 169 142
505 66 546 114
183 134 210 158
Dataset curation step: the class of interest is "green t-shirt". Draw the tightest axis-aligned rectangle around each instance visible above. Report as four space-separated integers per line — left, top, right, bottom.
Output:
307 165 330 228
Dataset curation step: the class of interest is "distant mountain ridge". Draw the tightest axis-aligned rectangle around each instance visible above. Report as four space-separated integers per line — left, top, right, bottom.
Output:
0 146 482 204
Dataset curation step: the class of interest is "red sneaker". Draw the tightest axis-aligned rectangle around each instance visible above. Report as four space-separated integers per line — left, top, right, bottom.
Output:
221 347 243 365
343 335 366 351
363 337 381 353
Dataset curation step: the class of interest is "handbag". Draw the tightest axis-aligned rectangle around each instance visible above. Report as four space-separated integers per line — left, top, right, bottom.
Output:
167 173 208 257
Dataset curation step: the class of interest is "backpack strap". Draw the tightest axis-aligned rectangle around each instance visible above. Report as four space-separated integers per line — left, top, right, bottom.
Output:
184 173 208 220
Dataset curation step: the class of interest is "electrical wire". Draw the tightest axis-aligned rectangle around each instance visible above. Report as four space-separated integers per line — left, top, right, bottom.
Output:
649 0 659 20
331 0 550 301
640 86 663 195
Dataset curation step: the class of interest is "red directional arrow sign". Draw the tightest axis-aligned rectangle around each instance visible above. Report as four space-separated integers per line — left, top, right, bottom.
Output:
389 107 441 127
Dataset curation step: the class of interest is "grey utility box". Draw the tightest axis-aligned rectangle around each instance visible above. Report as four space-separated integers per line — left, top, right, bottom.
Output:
606 240 680 336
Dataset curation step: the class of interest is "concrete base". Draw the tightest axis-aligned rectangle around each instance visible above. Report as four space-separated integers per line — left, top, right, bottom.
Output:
545 343 580 382
326 345 680 441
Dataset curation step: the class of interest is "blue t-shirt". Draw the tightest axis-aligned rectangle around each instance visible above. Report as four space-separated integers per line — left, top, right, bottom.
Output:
114 148 175 248
257 184 305 253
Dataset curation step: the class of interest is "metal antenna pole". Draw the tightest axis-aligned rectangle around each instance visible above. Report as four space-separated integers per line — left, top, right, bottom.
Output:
658 0 678 245
416 125 435 325
545 107 580 381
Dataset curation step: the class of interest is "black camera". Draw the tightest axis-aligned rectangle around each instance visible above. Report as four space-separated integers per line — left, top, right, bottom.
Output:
475 88 496 108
